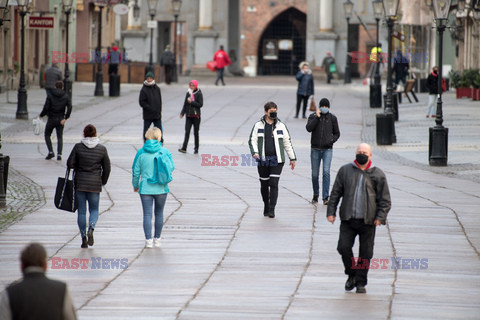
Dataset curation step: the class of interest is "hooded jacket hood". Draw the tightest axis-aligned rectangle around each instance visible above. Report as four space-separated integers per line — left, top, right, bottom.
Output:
142 139 162 154
51 88 66 97
81 137 100 149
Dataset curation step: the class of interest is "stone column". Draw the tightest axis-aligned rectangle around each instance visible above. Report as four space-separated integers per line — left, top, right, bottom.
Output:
127 0 141 30
199 0 213 30
319 0 333 31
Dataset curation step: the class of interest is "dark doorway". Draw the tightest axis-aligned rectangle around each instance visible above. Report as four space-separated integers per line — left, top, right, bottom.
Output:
157 22 172 64
257 7 306 75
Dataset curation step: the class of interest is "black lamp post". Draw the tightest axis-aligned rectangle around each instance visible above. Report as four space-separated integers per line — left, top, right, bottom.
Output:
171 0 182 83
429 0 451 166
376 0 399 145
16 0 28 120
145 0 158 76
94 2 105 97
343 0 353 84
0 0 10 27
370 0 383 108
63 0 73 100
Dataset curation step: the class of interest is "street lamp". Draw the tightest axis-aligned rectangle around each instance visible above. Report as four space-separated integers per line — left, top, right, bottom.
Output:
146 0 158 76
0 0 10 27
16 0 28 120
429 0 452 166
171 0 182 83
63 0 73 101
370 0 383 108
94 2 105 97
376 0 399 145
343 0 354 84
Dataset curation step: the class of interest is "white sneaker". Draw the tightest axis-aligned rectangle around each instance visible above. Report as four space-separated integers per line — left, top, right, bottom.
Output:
153 238 161 248
145 239 153 248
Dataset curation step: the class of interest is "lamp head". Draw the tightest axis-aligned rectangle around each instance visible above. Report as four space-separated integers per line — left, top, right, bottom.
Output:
343 0 354 20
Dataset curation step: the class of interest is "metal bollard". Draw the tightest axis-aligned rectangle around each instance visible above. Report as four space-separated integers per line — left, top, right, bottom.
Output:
0 154 10 208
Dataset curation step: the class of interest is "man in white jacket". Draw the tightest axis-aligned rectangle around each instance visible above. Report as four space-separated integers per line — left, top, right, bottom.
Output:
248 101 296 218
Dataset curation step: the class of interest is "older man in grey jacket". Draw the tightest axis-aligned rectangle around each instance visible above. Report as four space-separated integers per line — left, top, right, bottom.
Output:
45 63 62 97
327 143 391 294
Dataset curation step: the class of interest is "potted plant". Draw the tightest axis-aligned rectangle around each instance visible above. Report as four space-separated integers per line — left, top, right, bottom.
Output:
472 72 480 101
456 69 473 99
449 70 461 96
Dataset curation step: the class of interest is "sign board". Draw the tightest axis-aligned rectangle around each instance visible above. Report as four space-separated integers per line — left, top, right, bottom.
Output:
392 30 405 42
113 3 128 15
263 39 278 60
147 20 157 29
28 17 54 29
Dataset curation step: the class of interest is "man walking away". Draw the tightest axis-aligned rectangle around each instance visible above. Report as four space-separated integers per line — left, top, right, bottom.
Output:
327 143 391 294
44 63 62 97
139 72 163 142
39 81 72 161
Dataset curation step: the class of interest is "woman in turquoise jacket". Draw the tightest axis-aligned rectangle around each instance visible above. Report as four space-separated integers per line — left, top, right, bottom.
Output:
132 127 174 248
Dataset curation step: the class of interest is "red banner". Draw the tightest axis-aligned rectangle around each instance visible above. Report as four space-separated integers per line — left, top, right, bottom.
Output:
28 17 54 29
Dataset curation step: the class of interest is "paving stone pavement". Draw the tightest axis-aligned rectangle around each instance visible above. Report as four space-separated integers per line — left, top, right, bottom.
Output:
0 76 479 319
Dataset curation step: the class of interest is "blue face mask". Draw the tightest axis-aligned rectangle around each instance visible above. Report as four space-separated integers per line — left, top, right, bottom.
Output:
320 107 329 114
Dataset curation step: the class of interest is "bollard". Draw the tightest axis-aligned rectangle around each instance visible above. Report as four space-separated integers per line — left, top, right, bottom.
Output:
0 154 10 208
109 74 121 97
376 113 394 145
370 83 382 108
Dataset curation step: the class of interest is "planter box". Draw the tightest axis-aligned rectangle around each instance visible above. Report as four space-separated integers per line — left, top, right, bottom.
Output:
456 87 473 99
473 88 480 101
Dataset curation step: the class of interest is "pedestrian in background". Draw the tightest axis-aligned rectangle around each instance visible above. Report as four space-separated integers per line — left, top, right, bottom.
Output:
213 45 232 86
179 80 203 154
139 72 163 142
67 124 111 248
321 52 336 84
306 98 340 205
425 66 439 118
0 242 77 320
39 81 72 161
44 63 62 97
132 127 174 248
160 44 175 85
392 50 409 90
327 143 391 294
248 101 296 218
295 61 314 119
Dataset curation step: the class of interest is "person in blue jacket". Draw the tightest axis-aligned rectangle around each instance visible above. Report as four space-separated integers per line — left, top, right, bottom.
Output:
295 61 314 119
132 127 174 248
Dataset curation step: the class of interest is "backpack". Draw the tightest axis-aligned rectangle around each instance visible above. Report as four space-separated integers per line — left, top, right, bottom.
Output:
147 149 174 185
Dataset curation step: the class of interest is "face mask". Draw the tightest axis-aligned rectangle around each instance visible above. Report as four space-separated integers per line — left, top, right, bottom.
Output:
269 112 277 119
320 107 329 114
356 153 369 165
433 70 438 75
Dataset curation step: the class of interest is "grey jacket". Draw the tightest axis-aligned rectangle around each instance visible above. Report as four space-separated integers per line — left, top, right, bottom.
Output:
45 66 62 89
327 161 391 225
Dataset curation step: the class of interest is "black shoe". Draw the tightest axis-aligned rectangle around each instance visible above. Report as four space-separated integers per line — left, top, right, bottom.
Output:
194 149 198 154
323 197 329 205
312 195 319 203
45 152 55 160
87 228 94 246
178 148 186 153
294 115 299 119
356 284 366 294
268 209 275 218
81 237 88 248
57 155 62 161
302 115 307 119
263 204 269 216
345 275 356 291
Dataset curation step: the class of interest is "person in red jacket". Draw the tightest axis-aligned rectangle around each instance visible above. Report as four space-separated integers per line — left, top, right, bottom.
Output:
213 45 232 86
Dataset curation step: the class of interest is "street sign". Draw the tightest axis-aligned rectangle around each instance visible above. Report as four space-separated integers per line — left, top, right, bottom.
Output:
392 30 406 42
28 17 54 29
147 20 157 29
113 3 128 15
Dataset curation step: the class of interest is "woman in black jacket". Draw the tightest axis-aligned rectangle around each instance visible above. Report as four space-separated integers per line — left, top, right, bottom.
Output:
179 80 203 154
67 124 111 248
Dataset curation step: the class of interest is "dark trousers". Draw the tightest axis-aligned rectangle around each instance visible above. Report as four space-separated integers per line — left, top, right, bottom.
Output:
44 118 64 155
295 94 308 118
181 116 200 151
257 161 284 214
215 68 225 85
143 119 163 142
164 65 173 84
337 219 376 286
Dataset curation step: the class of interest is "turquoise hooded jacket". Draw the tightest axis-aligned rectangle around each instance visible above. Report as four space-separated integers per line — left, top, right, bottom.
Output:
132 140 174 195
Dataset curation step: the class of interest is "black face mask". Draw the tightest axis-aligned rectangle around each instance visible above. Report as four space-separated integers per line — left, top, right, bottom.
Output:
269 112 277 119
433 70 438 75
356 153 369 165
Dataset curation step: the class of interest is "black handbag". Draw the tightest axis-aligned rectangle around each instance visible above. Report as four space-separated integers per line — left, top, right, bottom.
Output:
54 169 78 212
